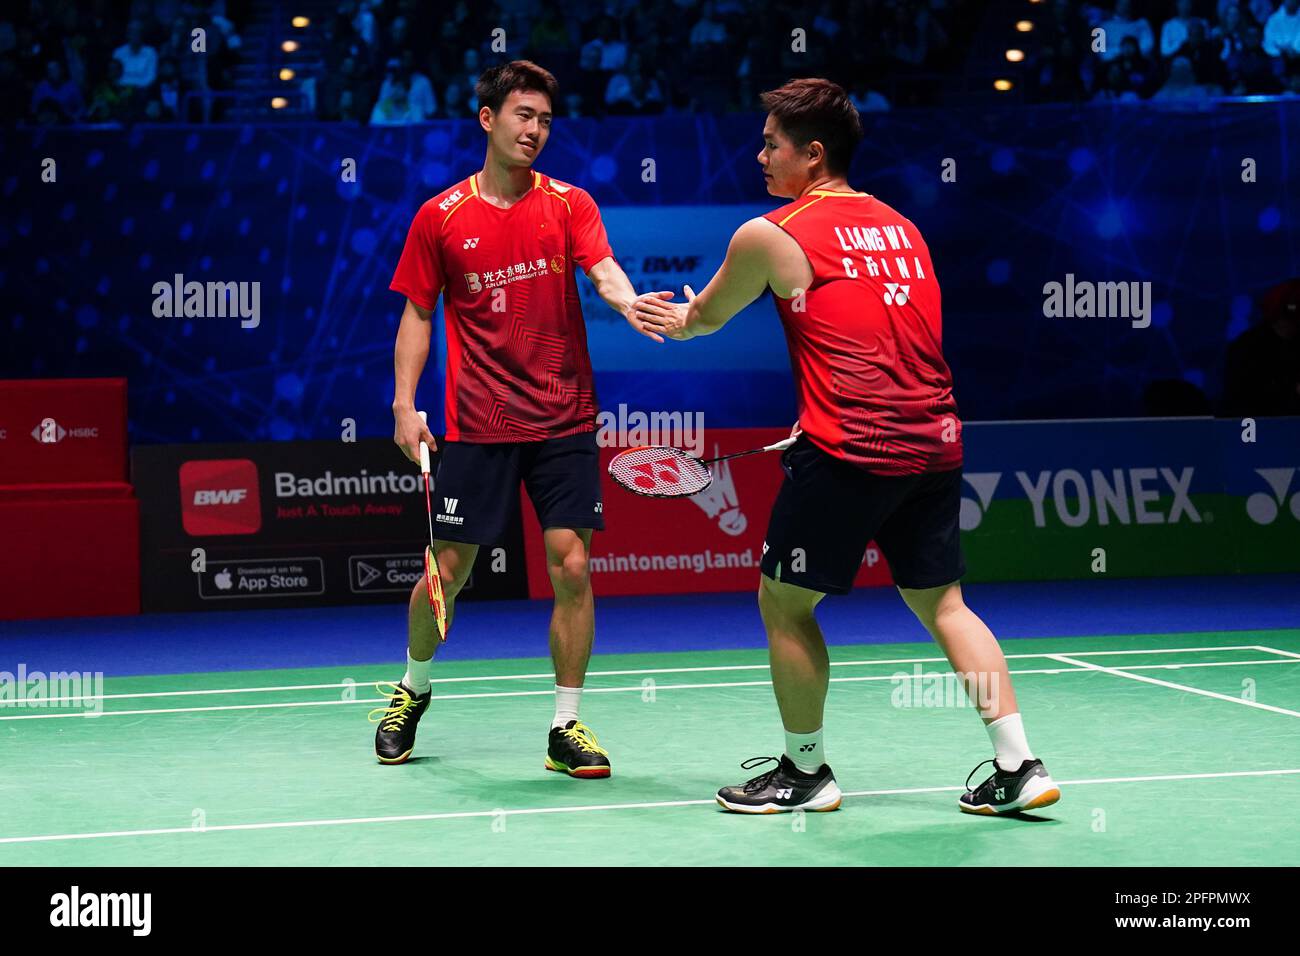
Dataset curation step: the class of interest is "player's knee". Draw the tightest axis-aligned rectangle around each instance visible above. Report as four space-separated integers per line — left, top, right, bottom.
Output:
548 552 590 595
758 574 816 622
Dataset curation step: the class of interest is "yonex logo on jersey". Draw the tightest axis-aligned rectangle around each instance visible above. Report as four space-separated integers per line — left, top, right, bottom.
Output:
594 502 603 513
883 283 911 306
1246 468 1300 525
463 237 479 249
438 189 464 212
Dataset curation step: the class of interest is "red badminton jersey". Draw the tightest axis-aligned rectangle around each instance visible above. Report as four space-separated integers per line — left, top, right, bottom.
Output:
762 190 963 476
390 171 613 442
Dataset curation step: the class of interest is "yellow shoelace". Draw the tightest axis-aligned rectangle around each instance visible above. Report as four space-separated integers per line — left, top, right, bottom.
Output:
560 721 609 756
367 681 418 731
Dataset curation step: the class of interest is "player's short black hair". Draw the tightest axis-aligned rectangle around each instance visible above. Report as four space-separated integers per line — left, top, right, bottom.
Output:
475 60 559 114
760 78 864 175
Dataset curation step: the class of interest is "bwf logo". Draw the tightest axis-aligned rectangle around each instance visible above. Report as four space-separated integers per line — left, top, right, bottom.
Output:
1246 468 1300 525
49 886 151 936
180 459 262 535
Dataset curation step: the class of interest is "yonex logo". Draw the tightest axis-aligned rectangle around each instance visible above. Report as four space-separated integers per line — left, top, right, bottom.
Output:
443 497 459 514
994 787 1006 801
438 189 464 211
799 743 817 752
463 237 479 249
776 788 793 799
594 502 603 513
1246 468 1300 525
194 488 248 505
882 283 910 306
960 472 1002 530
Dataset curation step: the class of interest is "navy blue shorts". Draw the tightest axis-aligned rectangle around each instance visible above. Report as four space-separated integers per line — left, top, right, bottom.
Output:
759 437 966 594
431 431 604 545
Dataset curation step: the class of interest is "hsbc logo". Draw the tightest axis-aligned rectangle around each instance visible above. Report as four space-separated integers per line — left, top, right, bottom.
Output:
30 417 99 443
1246 468 1300 525
438 189 464 211
883 283 910 306
180 459 262 536
194 488 248 505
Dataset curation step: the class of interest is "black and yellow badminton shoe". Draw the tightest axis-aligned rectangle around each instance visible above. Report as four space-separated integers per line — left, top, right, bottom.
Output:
369 681 432 765
959 758 1061 814
545 720 611 778
716 755 842 813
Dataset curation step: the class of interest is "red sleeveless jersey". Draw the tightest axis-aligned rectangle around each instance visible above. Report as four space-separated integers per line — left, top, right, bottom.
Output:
762 190 962 476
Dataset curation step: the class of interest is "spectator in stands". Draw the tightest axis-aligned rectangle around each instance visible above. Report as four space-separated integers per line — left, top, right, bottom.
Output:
152 57 181 120
848 77 891 112
1161 0 1209 58
370 76 420 125
377 55 435 121
605 52 665 114
1262 0 1300 85
1099 0 1155 61
30 59 84 123
1223 279 1300 416
112 20 157 89
1153 54 1224 98
1215 2 1248 59
1226 22 1286 91
1115 34 1157 95
87 57 132 123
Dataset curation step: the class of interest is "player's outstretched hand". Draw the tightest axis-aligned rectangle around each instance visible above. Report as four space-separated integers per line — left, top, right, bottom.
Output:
635 286 696 340
394 406 437 465
624 290 672 343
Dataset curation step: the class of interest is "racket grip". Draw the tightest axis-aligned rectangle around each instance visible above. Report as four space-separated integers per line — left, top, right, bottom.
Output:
417 410 431 474
764 437 797 452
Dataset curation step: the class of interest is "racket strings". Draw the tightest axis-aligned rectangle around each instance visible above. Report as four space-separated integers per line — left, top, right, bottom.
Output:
607 446 712 497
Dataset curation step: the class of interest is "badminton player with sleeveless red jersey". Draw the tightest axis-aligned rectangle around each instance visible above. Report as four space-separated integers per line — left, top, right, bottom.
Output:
374 61 661 775
635 79 1060 815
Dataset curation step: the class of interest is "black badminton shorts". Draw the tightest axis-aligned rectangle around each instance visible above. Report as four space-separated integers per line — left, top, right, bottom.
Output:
759 436 966 594
431 431 604 545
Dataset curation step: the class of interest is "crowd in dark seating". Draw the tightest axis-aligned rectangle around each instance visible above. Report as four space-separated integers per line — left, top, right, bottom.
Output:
6 0 247 125
7 0 1300 127
314 0 981 122
1029 0 1300 103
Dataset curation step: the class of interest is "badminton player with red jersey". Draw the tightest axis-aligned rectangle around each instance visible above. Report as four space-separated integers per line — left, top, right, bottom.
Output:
635 79 1060 815
373 61 658 774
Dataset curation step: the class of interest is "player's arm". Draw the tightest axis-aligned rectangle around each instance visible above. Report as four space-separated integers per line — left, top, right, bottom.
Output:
586 255 664 344
392 297 438 463
634 218 773 340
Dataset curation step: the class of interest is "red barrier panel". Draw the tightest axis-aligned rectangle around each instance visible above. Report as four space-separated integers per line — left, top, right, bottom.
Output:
0 378 129 484
521 427 894 598
0 378 139 619
0 495 140 620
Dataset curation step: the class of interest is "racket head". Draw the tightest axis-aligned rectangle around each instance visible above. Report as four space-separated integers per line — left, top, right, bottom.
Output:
424 545 448 643
607 445 713 498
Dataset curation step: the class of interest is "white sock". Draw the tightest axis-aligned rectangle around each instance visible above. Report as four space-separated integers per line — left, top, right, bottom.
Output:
553 685 582 729
403 653 432 695
784 728 824 774
987 713 1033 771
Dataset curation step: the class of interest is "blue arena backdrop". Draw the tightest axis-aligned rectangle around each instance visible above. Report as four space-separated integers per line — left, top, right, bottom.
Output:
3 101 1297 444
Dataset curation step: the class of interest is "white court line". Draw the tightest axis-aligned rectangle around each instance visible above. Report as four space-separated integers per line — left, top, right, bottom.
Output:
2 644 1273 705
4 657 1298 721
1254 645 1300 661
1 767 1298 847
1047 654 1300 719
